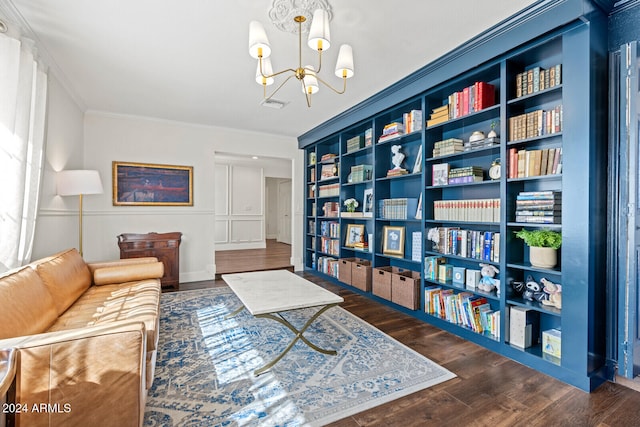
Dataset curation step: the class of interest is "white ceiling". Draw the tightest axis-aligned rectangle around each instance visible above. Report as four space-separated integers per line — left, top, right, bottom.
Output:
2 0 537 139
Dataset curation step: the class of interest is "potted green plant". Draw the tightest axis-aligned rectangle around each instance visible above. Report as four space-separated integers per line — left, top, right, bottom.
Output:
514 228 562 268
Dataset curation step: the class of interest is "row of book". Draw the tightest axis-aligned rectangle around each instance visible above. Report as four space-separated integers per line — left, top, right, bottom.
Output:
378 198 419 220
403 109 423 134
433 198 501 223
429 227 500 263
308 219 315 234
309 167 315 182
508 105 563 142
432 163 483 186
350 164 373 182
320 220 339 238
515 190 561 224
314 255 339 278
346 135 364 153
432 138 464 157
508 147 562 179
319 236 340 256
318 183 339 197
515 64 562 98
424 289 500 337
426 81 496 127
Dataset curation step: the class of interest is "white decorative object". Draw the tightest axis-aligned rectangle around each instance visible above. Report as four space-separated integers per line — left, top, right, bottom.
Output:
391 145 405 169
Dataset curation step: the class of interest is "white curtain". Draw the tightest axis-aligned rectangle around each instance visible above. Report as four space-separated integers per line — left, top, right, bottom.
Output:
0 33 48 272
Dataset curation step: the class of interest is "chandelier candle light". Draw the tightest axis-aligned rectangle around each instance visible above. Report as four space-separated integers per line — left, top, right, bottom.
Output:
249 9 354 107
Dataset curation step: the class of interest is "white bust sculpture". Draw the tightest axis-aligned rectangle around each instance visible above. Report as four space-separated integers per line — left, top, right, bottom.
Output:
391 145 405 170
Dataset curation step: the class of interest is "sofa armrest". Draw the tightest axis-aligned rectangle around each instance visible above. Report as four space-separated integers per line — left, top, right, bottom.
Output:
0 321 147 427
91 261 164 286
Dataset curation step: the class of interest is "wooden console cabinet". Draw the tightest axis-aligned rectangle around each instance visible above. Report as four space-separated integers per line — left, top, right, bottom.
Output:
118 232 182 291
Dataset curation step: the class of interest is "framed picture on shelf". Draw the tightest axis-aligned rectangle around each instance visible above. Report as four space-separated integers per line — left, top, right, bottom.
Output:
382 225 405 257
432 163 449 186
363 188 374 217
112 161 193 206
345 224 365 247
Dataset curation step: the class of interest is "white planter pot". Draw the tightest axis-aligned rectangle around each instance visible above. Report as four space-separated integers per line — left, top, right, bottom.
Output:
529 246 557 268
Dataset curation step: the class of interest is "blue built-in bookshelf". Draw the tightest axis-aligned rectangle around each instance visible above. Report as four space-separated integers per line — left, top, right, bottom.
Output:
299 0 608 392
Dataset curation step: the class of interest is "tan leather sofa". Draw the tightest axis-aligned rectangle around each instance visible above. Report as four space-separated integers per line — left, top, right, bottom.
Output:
0 248 164 427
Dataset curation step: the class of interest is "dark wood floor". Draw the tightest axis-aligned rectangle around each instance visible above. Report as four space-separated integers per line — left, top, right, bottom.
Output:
181 272 640 426
214 239 293 278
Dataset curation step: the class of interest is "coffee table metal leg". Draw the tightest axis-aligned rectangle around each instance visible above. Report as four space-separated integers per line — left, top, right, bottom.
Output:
225 305 245 319
253 303 338 376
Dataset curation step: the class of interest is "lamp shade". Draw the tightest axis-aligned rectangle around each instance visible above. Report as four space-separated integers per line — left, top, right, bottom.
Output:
307 9 331 51
335 44 354 78
249 21 271 59
255 57 274 85
302 67 319 94
57 170 104 196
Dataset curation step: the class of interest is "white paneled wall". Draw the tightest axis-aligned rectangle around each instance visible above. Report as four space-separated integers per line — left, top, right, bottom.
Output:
215 163 265 250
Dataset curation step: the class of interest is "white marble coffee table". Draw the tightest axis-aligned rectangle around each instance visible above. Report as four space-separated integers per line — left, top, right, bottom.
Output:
222 269 344 375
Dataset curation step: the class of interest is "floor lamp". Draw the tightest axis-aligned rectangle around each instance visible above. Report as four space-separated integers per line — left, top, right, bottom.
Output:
57 170 104 257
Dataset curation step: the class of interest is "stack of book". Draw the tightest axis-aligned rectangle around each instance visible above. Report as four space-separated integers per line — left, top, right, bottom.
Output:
403 109 423 134
508 147 562 178
346 135 363 153
427 105 449 127
433 198 500 223
321 201 339 217
432 138 464 157
320 163 339 180
508 105 563 141
378 122 404 142
515 191 561 224
515 64 562 98
320 153 337 163
448 166 484 184
386 168 408 177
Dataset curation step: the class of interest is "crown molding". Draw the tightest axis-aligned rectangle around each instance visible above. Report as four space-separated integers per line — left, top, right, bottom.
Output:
0 0 87 112
297 0 604 148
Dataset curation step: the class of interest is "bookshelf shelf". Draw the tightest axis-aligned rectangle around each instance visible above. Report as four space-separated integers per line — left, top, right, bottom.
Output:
301 1 607 391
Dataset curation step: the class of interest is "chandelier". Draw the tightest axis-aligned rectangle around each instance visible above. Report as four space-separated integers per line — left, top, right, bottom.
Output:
248 8 354 107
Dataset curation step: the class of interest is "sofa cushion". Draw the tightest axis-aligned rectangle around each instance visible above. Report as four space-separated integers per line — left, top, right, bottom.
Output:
0 267 58 339
47 279 161 352
35 248 92 316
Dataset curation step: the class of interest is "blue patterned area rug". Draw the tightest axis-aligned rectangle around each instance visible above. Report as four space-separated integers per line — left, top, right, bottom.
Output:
144 287 456 426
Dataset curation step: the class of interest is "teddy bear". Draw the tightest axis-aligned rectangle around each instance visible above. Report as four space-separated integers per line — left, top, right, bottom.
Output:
521 275 551 303
540 278 562 309
478 263 500 294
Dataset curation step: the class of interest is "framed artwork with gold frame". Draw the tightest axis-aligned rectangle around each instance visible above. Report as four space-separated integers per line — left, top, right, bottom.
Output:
112 161 193 206
382 225 405 257
345 223 365 247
